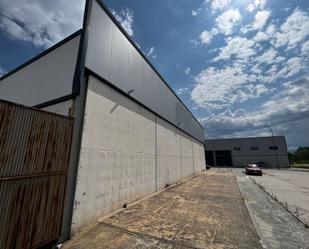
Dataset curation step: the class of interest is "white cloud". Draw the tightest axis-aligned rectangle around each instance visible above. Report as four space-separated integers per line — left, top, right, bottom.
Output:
255 48 277 64
253 10 270 30
277 57 303 79
112 8 134 36
242 10 271 33
213 36 256 61
191 64 265 109
185 67 191 75
201 77 309 142
215 9 242 35
146 47 157 59
246 4 256 13
176 87 190 95
198 9 241 45
253 31 268 42
207 0 232 12
253 23 276 42
246 0 267 12
199 28 218 45
192 10 197 16
273 8 309 50
0 0 85 48
251 64 263 74
301 40 309 57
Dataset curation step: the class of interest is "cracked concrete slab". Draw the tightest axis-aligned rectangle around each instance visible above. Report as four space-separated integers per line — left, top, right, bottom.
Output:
63 170 261 249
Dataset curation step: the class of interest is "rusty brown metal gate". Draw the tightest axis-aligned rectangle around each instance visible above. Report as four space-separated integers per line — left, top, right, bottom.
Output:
0 100 74 249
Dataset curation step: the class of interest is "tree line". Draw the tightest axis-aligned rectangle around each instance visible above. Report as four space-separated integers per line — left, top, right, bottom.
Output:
288 147 309 164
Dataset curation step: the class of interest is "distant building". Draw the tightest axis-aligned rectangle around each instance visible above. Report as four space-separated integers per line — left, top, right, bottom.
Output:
205 136 289 167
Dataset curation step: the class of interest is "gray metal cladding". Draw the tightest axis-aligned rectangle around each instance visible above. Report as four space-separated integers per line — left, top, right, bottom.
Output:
0 34 81 107
85 0 204 142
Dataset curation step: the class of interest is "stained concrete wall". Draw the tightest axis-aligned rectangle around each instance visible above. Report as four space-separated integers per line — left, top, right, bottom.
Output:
180 131 195 178
156 117 182 189
72 75 205 234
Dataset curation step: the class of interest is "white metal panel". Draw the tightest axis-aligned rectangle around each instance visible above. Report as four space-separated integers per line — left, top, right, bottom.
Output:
0 35 80 106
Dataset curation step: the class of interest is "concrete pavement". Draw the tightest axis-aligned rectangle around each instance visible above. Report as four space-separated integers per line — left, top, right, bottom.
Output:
234 169 309 249
251 169 309 225
63 170 261 249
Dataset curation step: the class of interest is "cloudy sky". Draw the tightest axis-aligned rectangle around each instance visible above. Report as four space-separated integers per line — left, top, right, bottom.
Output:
0 0 308 150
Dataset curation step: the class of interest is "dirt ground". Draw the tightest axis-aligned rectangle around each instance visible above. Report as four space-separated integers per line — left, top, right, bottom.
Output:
63 170 261 249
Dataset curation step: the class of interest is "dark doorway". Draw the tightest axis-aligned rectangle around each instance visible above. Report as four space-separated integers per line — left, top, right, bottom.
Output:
215 150 232 166
206 150 215 166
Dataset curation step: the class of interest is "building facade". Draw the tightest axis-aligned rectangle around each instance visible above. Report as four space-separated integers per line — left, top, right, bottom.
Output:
205 136 289 168
0 0 205 242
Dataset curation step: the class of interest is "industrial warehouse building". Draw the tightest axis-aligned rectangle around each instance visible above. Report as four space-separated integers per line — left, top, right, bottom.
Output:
205 136 289 168
0 0 205 244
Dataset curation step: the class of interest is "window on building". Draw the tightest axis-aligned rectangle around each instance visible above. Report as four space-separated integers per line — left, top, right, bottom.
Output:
233 147 241 151
251 146 259 151
269 146 278 150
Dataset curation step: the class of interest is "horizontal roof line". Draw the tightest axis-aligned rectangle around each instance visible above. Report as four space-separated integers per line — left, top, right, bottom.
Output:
205 136 285 141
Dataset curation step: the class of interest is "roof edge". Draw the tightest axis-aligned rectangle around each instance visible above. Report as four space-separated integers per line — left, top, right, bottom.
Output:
94 0 204 130
205 136 286 142
0 29 83 82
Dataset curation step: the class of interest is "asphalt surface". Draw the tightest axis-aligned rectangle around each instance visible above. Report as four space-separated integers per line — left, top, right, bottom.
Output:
63 170 261 249
234 169 309 249
251 169 309 225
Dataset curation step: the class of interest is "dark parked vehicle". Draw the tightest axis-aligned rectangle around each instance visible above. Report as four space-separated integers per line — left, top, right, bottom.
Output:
255 161 266 168
245 164 263 176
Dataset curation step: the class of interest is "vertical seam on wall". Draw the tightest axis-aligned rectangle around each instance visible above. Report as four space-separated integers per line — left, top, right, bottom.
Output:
60 0 92 242
155 115 158 191
179 130 183 178
192 141 195 173
108 25 114 80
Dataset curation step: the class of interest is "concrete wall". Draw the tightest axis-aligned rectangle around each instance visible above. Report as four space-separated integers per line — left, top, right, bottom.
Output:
156 117 182 189
71 75 205 234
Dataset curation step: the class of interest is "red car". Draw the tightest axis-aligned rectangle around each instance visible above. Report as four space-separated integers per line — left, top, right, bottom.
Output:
245 164 263 176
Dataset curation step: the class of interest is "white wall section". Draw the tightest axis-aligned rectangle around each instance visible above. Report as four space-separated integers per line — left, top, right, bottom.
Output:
0 34 80 107
71 75 205 234
156 117 182 189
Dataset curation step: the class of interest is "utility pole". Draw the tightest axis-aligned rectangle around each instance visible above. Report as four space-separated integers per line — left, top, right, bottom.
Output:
265 125 279 168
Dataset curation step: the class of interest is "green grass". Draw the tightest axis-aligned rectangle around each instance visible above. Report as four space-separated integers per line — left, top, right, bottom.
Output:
291 164 309 169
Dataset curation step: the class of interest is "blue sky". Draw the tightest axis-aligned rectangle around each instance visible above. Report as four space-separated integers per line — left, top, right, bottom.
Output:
0 0 308 150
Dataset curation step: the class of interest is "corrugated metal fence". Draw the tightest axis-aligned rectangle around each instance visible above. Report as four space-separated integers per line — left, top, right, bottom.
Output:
0 100 74 249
